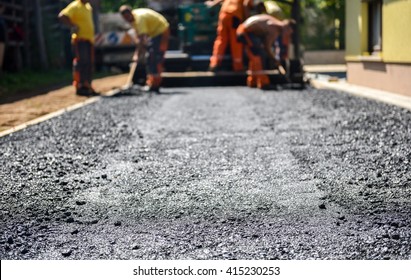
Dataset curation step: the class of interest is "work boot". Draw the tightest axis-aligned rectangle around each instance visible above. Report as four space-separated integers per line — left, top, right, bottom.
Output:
141 85 160 94
76 87 91 96
259 84 278 91
208 65 223 72
76 87 100 97
247 80 257 88
88 88 100 96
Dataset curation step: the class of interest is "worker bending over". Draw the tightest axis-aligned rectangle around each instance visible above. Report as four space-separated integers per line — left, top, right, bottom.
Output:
207 0 254 72
119 5 170 93
236 14 294 89
59 0 98 96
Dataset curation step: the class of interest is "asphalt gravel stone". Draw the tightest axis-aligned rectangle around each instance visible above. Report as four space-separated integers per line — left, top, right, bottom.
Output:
0 86 410 260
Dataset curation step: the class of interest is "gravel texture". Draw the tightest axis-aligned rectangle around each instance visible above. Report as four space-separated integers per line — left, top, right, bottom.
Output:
0 86 410 260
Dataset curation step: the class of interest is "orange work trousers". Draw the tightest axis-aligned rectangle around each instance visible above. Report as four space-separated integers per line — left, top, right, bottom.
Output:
72 39 94 90
210 12 244 71
236 25 270 88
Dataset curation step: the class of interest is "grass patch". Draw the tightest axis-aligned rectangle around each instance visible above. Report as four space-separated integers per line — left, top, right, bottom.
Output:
0 69 113 98
0 69 72 96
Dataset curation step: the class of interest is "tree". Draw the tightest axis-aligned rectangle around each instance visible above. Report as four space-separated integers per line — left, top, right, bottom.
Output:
100 0 147 13
260 0 345 50
300 0 345 50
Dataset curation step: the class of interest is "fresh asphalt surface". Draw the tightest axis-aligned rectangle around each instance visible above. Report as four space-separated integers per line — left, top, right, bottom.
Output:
1 86 410 260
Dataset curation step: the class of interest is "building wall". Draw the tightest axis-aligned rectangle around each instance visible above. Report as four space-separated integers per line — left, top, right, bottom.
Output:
345 0 362 58
346 0 411 60
345 0 411 96
347 62 411 97
383 0 411 63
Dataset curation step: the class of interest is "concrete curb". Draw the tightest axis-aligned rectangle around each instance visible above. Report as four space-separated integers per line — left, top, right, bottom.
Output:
0 85 135 139
310 78 411 111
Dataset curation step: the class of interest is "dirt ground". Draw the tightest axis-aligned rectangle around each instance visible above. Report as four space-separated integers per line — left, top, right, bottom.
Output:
0 74 128 132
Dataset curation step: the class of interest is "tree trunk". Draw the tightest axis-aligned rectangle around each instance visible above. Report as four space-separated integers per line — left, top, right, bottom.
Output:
22 0 31 68
34 0 48 69
291 0 301 59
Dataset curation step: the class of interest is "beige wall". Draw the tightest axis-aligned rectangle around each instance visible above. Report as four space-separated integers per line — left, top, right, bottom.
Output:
304 50 345 65
347 62 411 97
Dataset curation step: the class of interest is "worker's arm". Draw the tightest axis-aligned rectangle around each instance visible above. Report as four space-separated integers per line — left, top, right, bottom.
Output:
58 13 78 33
134 33 149 63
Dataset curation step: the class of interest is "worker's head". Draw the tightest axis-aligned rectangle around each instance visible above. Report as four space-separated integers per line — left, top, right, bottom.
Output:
119 5 134 23
255 1 267 14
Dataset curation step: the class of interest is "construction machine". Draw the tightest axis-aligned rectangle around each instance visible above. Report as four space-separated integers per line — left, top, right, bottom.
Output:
171 0 305 87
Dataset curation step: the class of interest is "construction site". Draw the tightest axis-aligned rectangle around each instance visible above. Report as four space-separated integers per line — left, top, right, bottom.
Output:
1 1 411 274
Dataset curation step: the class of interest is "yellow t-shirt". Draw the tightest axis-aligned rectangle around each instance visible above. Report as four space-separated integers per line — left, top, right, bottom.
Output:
60 0 95 43
131 9 169 38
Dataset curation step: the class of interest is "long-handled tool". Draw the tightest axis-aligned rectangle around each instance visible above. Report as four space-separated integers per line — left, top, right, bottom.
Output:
107 56 147 97
277 64 286 76
276 59 292 85
126 60 138 86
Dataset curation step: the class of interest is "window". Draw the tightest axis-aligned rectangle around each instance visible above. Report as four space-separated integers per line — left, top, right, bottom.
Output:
367 0 382 55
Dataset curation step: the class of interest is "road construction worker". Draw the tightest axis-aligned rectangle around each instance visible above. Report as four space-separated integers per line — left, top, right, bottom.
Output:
59 0 98 96
236 14 294 89
206 0 254 72
119 5 170 93
255 1 289 61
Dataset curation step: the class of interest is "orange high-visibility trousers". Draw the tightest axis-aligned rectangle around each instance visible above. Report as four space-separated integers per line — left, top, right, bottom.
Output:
72 39 94 90
245 48 270 88
210 12 244 71
236 25 270 88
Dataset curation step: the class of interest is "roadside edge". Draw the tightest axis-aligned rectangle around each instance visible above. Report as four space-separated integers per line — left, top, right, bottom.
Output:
0 97 100 138
310 78 411 111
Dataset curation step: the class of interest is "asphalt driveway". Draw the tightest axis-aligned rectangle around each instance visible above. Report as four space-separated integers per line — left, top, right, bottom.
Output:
1 86 410 259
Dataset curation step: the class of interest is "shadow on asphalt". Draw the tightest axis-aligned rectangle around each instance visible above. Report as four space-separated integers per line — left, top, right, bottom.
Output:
156 90 189 96
102 89 189 98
